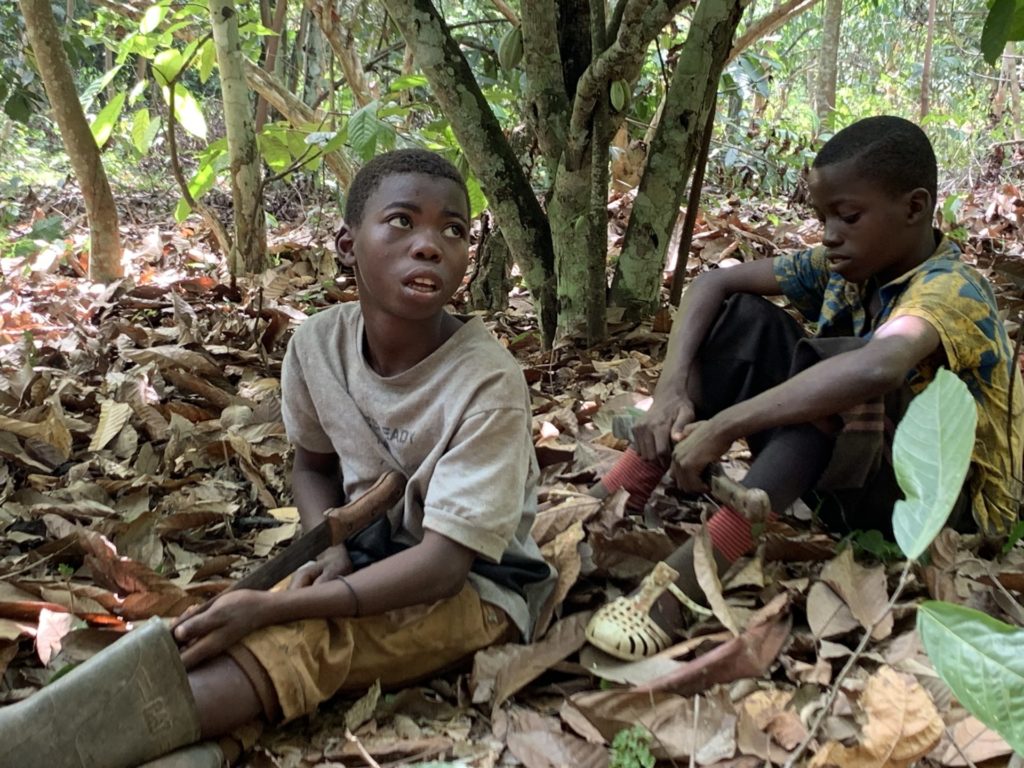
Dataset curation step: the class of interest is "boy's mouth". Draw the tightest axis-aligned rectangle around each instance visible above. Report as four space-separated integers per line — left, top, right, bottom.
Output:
405 276 440 293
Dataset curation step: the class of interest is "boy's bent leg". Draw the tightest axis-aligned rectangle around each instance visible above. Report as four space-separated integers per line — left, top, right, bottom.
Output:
593 295 805 509
0 619 203 768
234 584 512 723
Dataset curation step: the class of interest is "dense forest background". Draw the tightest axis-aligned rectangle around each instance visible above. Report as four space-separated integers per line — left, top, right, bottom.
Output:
1 0 1024 765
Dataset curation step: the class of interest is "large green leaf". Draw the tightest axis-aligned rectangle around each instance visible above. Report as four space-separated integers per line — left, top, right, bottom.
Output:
348 101 379 161
891 368 976 560
160 85 207 140
139 4 168 34
981 0 1017 65
918 601 1024 752
152 49 183 87
130 108 160 155
90 92 126 148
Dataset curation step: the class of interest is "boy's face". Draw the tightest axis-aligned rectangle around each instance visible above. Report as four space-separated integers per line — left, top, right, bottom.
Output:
336 172 470 322
808 159 930 285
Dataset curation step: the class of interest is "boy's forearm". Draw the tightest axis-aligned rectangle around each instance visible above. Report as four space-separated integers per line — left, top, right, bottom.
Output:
261 532 473 624
711 314 942 442
292 467 346 532
711 346 906 442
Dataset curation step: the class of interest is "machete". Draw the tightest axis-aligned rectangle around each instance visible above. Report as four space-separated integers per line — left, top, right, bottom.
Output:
185 471 406 620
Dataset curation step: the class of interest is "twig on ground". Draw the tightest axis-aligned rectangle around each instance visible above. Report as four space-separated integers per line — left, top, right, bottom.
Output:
689 693 700 768
783 560 915 767
946 724 981 768
345 728 382 768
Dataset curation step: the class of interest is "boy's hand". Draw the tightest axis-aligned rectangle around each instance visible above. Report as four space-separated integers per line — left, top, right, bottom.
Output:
670 419 732 492
288 544 353 589
634 396 696 461
173 589 270 669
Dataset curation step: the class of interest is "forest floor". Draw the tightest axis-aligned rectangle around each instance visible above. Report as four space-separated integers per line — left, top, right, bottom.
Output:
0 176 1023 767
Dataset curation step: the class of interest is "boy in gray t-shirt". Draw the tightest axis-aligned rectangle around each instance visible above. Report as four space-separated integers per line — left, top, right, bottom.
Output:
0 150 554 768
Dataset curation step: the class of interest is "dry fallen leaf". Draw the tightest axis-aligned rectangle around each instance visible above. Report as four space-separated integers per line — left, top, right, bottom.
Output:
810 665 943 768
820 547 894 640
694 522 741 635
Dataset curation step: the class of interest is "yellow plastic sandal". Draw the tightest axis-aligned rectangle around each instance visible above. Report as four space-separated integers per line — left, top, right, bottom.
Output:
585 561 709 661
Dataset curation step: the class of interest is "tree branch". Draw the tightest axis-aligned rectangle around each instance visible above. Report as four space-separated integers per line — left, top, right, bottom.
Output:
566 0 690 165
726 0 822 65
522 0 571 164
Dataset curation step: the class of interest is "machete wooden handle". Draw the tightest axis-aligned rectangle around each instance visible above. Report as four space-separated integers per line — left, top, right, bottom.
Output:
706 466 771 522
321 471 406 547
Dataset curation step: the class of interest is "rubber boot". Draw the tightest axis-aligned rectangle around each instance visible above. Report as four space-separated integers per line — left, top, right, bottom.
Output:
0 618 203 768
139 742 224 768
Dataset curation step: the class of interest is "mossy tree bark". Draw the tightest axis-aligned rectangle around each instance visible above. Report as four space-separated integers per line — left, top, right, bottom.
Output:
610 0 746 318
210 0 267 275
19 0 123 283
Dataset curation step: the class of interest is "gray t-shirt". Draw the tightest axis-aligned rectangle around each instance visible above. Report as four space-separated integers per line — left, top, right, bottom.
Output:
281 303 554 639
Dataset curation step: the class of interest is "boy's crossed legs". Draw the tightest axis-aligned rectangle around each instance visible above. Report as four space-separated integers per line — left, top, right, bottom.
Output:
588 295 859 657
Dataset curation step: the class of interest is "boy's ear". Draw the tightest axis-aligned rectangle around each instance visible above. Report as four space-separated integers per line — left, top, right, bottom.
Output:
335 223 356 268
906 187 933 225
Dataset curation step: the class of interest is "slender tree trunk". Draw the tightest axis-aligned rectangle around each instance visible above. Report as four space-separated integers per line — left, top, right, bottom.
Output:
19 0 122 282
302 15 328 106
1008 42 1022 141
306 0 373 108
920 0 937 119
383 0 558 344
610 0 744 318
814 0 843 131
291 7 310 94
210 0 267 274
255 0 289 130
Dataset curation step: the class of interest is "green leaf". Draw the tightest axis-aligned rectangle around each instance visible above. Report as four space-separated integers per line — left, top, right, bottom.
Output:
128 79 148 106
466 175 487 218
198 38 216 83
918 601 1024 752
140 4 167 34
389 74 428 92
238 22 278 36
1010 0 1024 40
152 48 184 86
981 0 1016 65
891 368 976 560
130 108 158 154
90 92 126 148
348 102 379 161
161 85 207 140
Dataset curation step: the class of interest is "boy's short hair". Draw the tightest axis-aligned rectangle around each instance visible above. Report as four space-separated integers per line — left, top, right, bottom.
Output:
813 116 937 209
343 149 469 227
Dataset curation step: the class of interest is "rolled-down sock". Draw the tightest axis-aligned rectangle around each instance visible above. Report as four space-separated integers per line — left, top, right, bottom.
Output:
706 503 777 562
599 448 668 510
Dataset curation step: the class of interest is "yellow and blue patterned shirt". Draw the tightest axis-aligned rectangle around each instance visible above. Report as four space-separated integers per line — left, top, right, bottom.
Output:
773 235 1023 535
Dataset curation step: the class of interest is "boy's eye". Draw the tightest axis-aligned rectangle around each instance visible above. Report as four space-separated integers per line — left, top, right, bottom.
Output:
387 214 412 229
443 223 466 239
840 212 861 225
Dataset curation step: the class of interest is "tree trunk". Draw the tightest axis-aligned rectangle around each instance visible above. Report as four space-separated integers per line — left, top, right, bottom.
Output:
19 0 122 282
255 0 289 130
383 0 558 344
814 0 842 131
302 14 329 106
306 0 373 108
468 215 511 312
919 0 937 119
210 0 267 275
609 0 744 318
1008 42 1022 141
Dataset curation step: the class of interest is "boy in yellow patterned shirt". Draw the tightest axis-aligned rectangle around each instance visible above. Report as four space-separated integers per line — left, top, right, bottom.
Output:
587 116 1023 660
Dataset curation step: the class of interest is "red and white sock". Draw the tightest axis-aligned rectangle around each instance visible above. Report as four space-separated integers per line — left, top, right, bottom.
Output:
706 503 777 561
599 448 667 510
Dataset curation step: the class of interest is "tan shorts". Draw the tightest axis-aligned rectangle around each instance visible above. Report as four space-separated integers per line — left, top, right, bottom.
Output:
230 584 513 723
